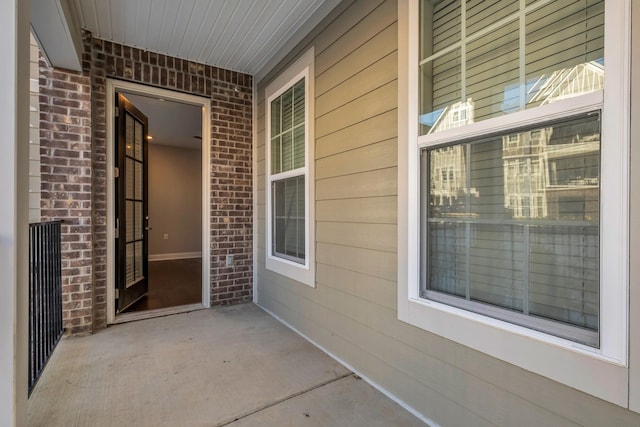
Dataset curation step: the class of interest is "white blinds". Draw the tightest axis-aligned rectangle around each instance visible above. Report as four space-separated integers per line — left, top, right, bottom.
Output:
420 0 605 134
271 78 305 174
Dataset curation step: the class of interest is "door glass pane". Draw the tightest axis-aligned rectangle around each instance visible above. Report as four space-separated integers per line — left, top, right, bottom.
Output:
126 158 134 199
423 113 600 344
135 161 143 200
125 243 135 287
135 201 143 240
135 241 144 282
135 120 143 161
126 201 134 242
125 114 134 157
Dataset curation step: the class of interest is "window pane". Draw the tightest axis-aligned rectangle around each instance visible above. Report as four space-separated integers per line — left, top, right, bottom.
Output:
423 113 600 345
293 79 305 126
271 97 281 136
419 0 605 135
525 0 604 109
281 89 293 134
270 77 306 174
281 130 293 172
272 175 305 263
293 125 305 169
271 136 281 174
466 20 519 121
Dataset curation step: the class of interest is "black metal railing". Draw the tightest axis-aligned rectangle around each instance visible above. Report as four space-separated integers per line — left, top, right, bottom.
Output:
28 220 64 396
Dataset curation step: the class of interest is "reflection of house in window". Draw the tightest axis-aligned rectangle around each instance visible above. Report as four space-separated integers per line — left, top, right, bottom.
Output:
430 145 467 207
502 125 599 220
501 60 603 220
502 129 550 219
426 99 475 134
427 60 603 218
528 60 604 107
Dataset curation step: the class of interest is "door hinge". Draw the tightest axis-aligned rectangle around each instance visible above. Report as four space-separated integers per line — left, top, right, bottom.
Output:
114 106 119 118
115 218 119 238
114 167 119 178
115 288 119 299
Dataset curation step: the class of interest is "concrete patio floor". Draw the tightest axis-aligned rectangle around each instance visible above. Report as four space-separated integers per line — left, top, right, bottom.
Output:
28 303 425 426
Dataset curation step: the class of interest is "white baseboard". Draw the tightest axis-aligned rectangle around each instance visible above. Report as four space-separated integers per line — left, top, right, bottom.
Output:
149 252 202 262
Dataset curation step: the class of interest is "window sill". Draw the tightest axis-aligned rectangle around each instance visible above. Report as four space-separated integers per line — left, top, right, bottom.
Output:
265 254 315 288
397 294 628 406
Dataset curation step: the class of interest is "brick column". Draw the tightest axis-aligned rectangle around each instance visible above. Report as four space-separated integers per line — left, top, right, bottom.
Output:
39 54 93 335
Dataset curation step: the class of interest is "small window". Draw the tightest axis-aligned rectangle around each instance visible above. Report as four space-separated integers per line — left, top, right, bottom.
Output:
270 79 306 264
265 48 315 286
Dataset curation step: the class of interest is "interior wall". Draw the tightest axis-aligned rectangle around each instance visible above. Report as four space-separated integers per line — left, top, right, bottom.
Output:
148 144 202 258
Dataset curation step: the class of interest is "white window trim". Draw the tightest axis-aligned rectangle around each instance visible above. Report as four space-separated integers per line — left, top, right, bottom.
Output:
398 0 630 406
265 47 315 287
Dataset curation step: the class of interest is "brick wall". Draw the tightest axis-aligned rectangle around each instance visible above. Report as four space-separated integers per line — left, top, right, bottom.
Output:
40 31 253 333
39 38 93 335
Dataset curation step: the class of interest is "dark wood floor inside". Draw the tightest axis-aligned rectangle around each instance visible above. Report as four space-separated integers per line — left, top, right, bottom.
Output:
127 258 202 313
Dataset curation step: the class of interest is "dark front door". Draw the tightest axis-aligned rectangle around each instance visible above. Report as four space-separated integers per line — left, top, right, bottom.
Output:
115 93 149 312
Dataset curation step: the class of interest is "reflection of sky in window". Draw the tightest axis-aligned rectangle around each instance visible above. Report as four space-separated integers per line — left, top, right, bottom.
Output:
419 108 445 127
501 78 546 113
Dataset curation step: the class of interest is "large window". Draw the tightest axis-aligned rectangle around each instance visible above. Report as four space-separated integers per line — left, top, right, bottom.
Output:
265 48 315 287
398 0 630 403
422 113 600 345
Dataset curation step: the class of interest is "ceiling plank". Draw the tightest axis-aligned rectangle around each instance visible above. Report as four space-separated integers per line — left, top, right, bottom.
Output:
64 0 342 75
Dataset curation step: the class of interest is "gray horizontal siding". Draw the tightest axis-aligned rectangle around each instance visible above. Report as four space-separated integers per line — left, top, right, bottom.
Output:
256 0 640 425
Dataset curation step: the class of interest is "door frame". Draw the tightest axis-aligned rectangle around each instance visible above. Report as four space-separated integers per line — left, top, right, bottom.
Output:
106 79 212 324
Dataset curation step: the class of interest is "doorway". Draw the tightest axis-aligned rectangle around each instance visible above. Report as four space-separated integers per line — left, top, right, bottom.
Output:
106 80 212 324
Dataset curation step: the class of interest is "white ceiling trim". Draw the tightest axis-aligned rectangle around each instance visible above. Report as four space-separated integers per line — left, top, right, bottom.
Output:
31 0 83 71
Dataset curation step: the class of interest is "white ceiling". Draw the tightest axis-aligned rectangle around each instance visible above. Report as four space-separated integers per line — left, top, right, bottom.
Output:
71 0 340 76
123 92 203 150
